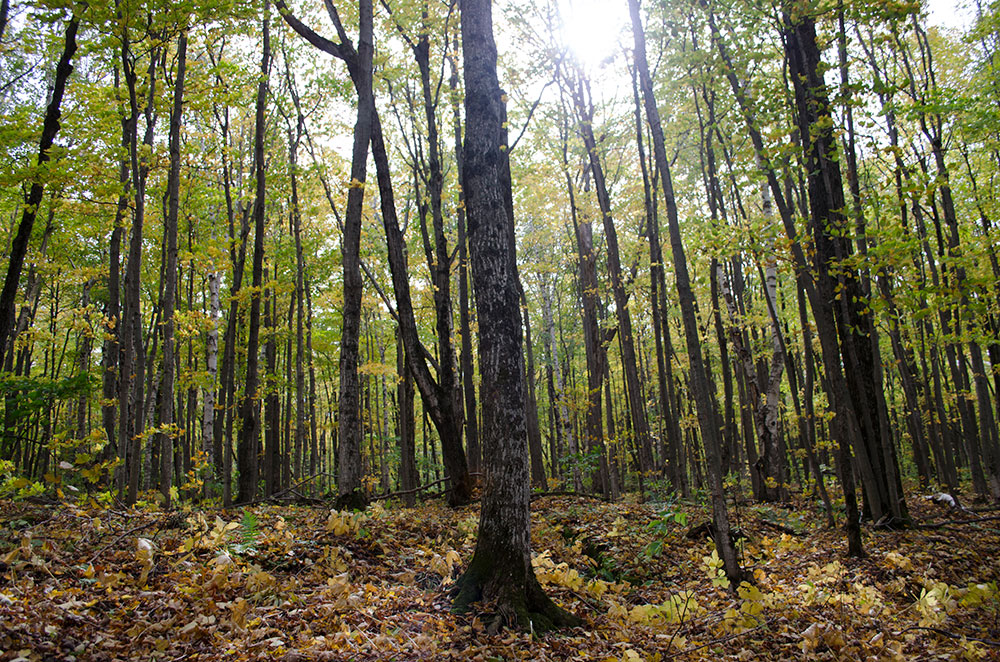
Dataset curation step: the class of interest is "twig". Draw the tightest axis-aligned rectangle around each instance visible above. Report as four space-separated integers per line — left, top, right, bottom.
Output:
897 625 1000 647
671 618 773 656
373 473 483 502
373 476 452 501
87 519 159 564
231 473 337 507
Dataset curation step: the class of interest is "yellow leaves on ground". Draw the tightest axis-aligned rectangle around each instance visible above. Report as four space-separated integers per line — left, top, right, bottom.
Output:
1 496 998 660
326 509 366 536
429 549 461 583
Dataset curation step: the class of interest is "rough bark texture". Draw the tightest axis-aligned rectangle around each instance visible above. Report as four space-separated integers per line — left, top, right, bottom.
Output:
452 0 579 632
397 331 418 506
333 0 374 511
450 46 481 478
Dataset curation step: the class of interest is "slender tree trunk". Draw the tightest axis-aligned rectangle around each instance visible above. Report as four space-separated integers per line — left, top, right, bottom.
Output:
630 0 743 582
0 6 80 353
449 44 480 478
521 289 546 488
157 29 187 509
122 42 160 506
568 70 654 480
236 7 270 504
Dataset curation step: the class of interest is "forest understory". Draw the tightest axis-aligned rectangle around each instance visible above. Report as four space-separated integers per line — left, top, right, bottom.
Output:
1 491 998 661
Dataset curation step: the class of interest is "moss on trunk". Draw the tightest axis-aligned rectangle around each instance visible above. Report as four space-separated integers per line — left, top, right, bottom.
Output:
452 546 581 633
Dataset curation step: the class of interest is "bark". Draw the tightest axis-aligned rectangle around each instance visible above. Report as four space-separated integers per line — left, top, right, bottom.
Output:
410 21 468 500
397 330 418 506
236 6 270 505
782 10 906 524
449 43 480 477
157 29 187 509
280 0 471 507
706 7 864 555
541 277 571 483
569 174 609 495
122 40 160 506
101 57 134 467
263 268 279 497
0 6 80 353
452 0 579 631
521 289 546 488
305 279 319 494
630 0 743 583
202 247 221 498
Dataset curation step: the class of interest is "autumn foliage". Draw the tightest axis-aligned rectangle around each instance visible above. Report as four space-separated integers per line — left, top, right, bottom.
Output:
1 493 998 660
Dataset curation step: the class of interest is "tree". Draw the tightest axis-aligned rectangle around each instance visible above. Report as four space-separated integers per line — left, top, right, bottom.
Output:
451 0 579 631
236 2 271 505
629 0 743 584
158 27 188 508
0 5 81 364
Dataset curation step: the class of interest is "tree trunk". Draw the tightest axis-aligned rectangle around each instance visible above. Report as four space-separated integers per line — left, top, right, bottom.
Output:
157 28 187 509
236 7 270 505
449 44 480 478
452 0 579 631
630 0 743 583
0 6 80 353
568 70 654 481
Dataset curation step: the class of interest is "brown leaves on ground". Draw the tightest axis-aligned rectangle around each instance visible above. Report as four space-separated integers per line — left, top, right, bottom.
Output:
0 493 998 661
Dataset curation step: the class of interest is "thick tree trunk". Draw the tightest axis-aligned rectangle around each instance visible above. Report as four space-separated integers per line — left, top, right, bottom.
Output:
329 0 374 511
452 0 579 631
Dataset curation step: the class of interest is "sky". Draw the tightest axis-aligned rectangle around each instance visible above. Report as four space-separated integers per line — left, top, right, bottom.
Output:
927 0 975 30
555 0 975 72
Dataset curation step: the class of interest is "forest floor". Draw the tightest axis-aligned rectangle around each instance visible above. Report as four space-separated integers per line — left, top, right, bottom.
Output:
0 489 998 661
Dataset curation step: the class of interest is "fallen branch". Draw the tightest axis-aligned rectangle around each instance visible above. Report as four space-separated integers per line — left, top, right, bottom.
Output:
529 491 607 502
898 625 1000 647
374 476 452 502
916 515 1000 530
373 473 483 502
755 518 803 536
230 473 337 508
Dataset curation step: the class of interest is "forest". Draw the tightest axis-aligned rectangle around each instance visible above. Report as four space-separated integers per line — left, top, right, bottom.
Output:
2 0 1000 658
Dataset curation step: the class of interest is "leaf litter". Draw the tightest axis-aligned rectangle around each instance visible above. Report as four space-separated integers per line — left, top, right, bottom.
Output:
0 494 998 661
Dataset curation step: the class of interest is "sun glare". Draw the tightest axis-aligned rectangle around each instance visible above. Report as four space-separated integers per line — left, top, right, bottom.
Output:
558 0 629 70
